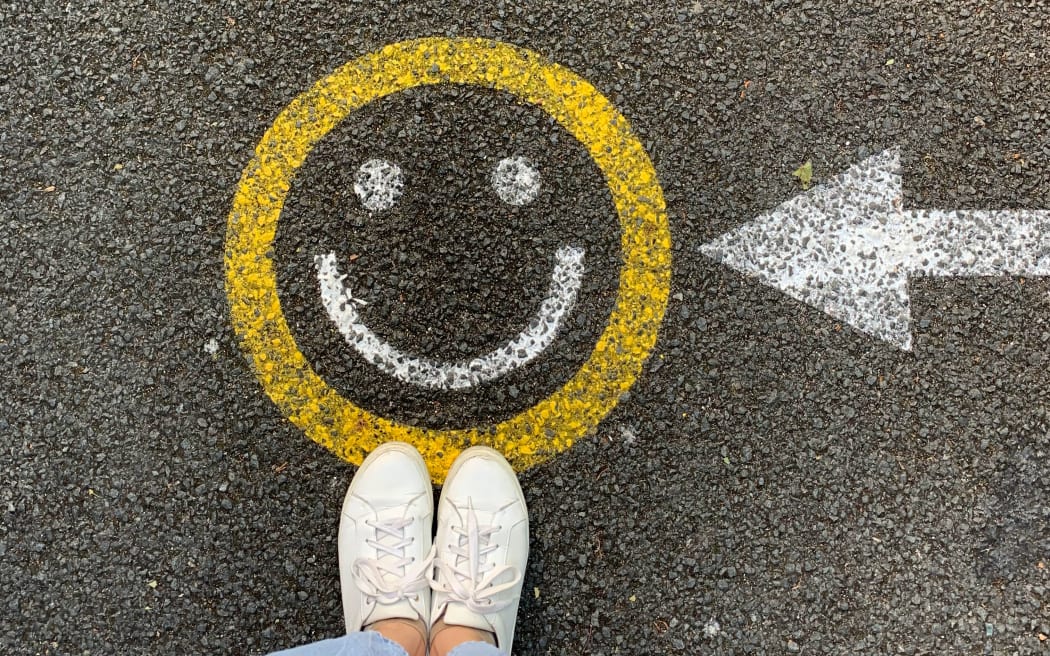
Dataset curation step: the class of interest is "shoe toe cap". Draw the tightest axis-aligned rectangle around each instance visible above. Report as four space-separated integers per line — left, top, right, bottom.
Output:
444 448 527 518
346 444 431 511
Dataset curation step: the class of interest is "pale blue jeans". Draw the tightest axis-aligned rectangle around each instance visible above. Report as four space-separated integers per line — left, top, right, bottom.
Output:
268 632 501 656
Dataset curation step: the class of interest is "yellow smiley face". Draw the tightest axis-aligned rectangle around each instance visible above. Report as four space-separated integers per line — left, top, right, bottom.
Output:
225 37 671 481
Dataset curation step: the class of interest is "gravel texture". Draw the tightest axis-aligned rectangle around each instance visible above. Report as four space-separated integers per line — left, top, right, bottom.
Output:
2 1 1048 654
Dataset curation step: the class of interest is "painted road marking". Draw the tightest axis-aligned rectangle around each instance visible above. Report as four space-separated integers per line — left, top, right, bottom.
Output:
702 147 1050 350
491 155 542 206
325 154 579 389
353 158 404 212
225 38 671 480
315 245 585 390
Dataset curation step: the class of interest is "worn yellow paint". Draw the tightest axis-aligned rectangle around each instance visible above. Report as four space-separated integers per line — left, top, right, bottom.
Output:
225 38 671 481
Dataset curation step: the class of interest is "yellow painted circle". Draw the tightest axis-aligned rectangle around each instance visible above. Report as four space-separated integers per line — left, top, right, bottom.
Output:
225 37 671 481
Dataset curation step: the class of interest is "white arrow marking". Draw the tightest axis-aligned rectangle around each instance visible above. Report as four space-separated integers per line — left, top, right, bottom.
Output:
315 246 585 389
701 147 1050 350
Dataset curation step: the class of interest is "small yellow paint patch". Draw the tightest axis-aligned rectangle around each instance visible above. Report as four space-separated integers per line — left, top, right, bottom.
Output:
225 38 672 481
793 159 814 190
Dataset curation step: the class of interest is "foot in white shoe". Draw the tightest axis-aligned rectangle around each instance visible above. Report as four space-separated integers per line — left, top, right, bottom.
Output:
338 442 434 633
430 447 529 653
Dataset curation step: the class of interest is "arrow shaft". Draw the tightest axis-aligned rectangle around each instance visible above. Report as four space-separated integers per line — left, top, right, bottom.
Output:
901 209 1050 277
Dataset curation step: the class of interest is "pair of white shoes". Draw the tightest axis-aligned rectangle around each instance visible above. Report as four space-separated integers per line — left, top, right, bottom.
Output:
338 443 529 654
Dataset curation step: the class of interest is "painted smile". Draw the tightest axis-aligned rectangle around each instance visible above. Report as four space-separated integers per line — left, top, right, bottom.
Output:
315 246 583 389
313 156 586 390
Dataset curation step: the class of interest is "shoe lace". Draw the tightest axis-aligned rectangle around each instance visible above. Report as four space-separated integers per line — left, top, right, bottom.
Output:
431 499 521 615
353 516 434 607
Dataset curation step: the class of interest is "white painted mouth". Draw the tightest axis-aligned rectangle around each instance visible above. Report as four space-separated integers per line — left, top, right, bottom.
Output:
314 246 585 390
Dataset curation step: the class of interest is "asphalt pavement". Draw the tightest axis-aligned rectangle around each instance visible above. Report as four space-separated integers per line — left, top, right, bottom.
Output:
2 1 1049 654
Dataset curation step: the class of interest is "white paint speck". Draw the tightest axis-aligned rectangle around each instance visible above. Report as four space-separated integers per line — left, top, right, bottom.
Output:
619 425 638 445
491 156 541 206
704 618 721 638
315 246 585 390
203 338 219 355
353 159 403 211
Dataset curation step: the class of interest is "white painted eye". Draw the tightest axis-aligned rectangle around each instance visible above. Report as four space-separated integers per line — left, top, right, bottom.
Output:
491 156 541 206
353 159 403 211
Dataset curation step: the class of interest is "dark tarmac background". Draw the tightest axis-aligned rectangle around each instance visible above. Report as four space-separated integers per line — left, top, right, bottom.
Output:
2 1 1049 654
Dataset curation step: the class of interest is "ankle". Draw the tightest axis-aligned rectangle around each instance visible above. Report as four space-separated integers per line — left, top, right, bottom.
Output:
367 618 427 656
429 617 496 656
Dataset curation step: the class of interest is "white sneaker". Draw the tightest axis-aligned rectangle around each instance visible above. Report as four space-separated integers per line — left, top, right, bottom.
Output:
430 447 529 653
338 442 434 633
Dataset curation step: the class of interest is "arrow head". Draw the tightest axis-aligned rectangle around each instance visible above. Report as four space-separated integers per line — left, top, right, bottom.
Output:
701 148 917 350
